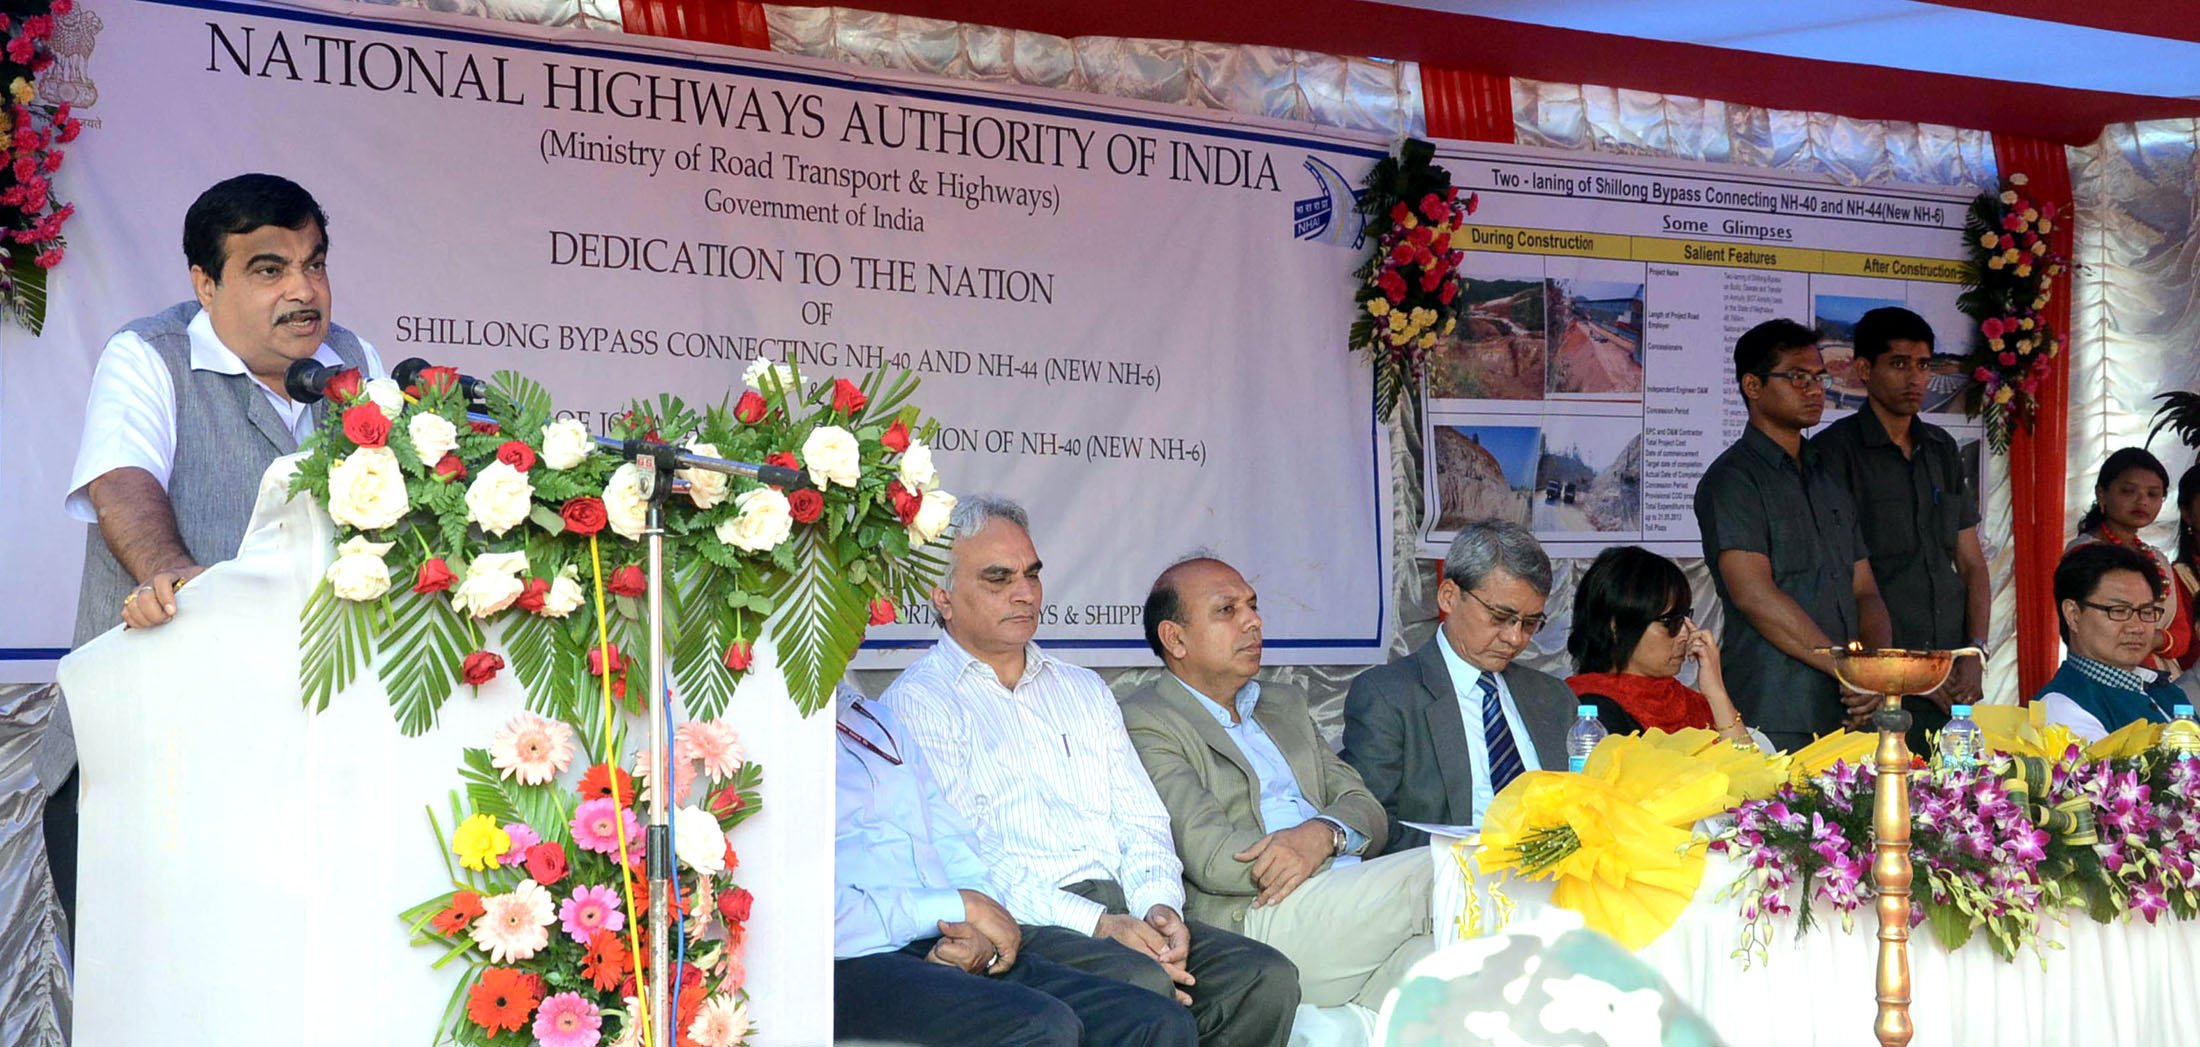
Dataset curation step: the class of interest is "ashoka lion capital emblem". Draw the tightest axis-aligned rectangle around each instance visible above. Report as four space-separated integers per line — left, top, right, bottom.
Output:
37 3 103 110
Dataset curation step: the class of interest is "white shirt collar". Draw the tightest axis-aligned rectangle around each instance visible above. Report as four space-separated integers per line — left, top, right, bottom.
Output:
1434 630 1495 693
935 632 1056 688
186 307 345 379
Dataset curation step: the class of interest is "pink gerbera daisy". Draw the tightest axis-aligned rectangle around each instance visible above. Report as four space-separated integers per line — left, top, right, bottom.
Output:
560 884 627 944
632 750 698 808
676 721 746 781
499 823 541 867
491 712 578 786
687 997 751 1047
471 880 555 963
533 991 604 1047
571 797 644 856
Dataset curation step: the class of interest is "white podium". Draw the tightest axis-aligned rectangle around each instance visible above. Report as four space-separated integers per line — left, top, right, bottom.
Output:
60 461 832 1045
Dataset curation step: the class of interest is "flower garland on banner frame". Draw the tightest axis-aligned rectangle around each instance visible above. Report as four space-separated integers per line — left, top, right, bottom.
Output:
1348 137 1478 423
407 710 763 1046
289 359 955 732
0 0 82 334
1956 171 2068 454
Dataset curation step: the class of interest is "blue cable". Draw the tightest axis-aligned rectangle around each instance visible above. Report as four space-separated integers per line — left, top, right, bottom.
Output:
662 682 689 1034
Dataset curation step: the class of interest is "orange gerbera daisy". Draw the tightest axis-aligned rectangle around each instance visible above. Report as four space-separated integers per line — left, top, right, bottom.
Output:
579 762 638 804
430 890 484 935
583 929 632 993
466 967 542 1035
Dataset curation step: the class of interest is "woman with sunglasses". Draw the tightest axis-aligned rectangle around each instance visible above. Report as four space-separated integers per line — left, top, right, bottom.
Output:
2036 542 2186 739
1564 546 1754 745
2068 446 2188 675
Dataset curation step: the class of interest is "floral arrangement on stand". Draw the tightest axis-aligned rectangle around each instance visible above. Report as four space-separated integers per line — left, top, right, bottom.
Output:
1348 137 1478 422
1722 713 2200 964
0 0 82 334
1957 171 2069 453
404 708 764 1046
289 358 955 733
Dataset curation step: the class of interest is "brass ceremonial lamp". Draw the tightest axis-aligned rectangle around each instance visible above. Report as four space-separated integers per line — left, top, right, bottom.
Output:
1816 644 1983 1047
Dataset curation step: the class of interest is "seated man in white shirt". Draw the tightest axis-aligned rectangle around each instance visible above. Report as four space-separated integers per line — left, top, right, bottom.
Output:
879 497 1300 1047
51 173 382 938
2031 542 2183 739
1120 556 1435 1012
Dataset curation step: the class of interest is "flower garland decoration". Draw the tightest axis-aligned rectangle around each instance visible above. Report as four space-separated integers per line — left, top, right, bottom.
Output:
1957 171 2068 454
1349 137 1477 422
406 710 764 1046
0 0 82 334
290 361 954 733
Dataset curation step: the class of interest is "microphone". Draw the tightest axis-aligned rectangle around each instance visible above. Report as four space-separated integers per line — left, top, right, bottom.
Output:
284 358 348 404
390 357 489 400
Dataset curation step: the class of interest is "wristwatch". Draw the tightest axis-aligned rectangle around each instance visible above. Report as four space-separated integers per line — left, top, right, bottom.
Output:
1325 819 1349 857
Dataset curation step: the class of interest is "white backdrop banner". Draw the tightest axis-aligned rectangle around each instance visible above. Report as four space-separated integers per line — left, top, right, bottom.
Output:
0 0 1394 679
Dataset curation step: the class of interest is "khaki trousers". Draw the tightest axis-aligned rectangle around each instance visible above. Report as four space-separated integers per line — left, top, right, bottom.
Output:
1240 845 1437 1009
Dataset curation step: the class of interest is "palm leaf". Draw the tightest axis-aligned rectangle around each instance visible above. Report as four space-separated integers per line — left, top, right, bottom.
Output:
2 250 50 335
769 529 869 716
670 557 741 721
2148 391 2200 450
458 748 573 852
503 608 585 723
376 589 481 736
485 369 554 426
299 578 376 713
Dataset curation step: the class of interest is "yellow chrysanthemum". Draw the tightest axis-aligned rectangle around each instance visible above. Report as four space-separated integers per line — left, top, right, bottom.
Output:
1987 256 2006 271
1999 190 2018 205
2010 172 2030 186
1994 386 2015 404
452 813 512 872
7 78 32 107
1978 232 1998 249
1366 298 1390 317
2039 219 2054 234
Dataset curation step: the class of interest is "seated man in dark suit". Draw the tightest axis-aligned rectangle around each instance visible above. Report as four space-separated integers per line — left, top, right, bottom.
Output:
1121 557 1434 1011
1343 519 1575 853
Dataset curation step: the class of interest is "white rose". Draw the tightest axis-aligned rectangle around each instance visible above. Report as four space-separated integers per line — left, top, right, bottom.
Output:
715 487 793 552
325 446 410 532
324 535 395 601
464 459 535 538
407 412 459 468
802 425 862 489
541 419 594 471
909 488 956 546
450 551 529 618
540 564 585 618
672 805 727 875
742 357 798 394
363 378 406 420
898 440 938 490
604 463 651 541
682 442 730 510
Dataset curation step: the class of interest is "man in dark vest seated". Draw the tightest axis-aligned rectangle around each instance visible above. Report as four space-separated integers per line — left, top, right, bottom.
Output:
49 173 383 936
2033 541 2185 739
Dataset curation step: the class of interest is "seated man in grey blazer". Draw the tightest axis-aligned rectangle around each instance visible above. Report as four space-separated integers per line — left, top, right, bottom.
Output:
1343 520 1575 853
1121 557 1435 1011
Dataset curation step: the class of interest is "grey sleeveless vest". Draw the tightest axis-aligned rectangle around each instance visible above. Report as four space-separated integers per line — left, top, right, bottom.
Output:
71 301 369 645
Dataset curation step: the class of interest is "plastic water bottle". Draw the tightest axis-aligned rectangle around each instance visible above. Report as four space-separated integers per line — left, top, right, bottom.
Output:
1566 705 1608 774
1936 704 1984 773
2164 705 2200 763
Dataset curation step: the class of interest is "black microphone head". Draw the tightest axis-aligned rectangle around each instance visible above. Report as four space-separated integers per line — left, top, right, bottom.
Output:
390 357 431 392
757 463 811 490
284 358 331 403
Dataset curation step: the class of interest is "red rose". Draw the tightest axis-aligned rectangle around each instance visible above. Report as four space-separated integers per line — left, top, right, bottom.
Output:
723 640 753 671
765 451 800 475
470 420 501 435
706 784 746 820
411 365 461 396
887 481 921 525
733 390 767 424
323 367 363 404
514 578 549 613
868 598 896 626
461 651 504 686
561 496 607 536
588 643 625 677
1419 192 1445 222
413 558 457 594
341 403 391 449
430 890 483 935
880 419 911 453
1439 282 1459 306
831 378 868 415
787 488 824 523
1388 202 1411 224
719 885 753 924
495 441 536 472
607 565 646 597
1464 192 1479 216
523 841 569 887
434 453 468 482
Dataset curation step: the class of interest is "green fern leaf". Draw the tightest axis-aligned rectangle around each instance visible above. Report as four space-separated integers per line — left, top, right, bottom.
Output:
670 558 741 720
299 578 376 713
502 610 585 724
376 589 482 736
769 529 869 716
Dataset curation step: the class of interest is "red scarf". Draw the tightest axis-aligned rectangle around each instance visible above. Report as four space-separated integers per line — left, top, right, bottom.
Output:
1566 673 1714 732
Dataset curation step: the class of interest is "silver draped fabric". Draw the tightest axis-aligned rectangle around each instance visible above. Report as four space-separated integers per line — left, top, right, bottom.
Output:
347 0 623 31
2068 122 2200 549
0 684 68 1044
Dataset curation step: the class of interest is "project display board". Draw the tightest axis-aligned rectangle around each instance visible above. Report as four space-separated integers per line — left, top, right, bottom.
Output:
1416 142 1984 560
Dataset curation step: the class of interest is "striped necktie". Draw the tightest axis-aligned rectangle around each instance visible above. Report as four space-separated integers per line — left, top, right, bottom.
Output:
1479 673 1524 793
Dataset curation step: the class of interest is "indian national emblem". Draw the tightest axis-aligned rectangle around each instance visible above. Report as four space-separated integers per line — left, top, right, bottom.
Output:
37 3 103 110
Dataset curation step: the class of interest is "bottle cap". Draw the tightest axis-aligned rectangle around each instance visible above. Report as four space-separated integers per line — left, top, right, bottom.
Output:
2178 704 2196 718
1577 704 1598 717
1950 704 1972 717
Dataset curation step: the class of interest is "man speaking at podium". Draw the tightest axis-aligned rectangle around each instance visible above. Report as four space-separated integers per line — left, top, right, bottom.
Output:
47 173 382 935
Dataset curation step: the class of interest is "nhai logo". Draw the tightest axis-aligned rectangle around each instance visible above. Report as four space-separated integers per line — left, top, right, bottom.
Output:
1294 156 1366 247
